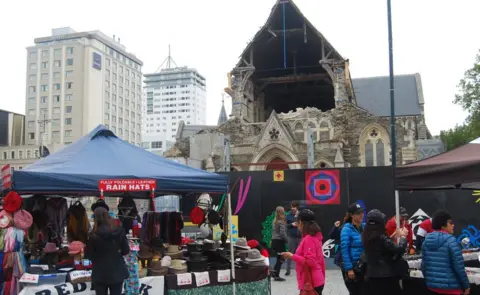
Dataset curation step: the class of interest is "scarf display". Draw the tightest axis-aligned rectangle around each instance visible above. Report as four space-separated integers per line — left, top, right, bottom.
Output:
2 228 27 295
124 240 140 295
141 212 184 246
66 201 89 244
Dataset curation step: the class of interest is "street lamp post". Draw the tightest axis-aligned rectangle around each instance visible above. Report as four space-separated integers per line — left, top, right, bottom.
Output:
37 114 51 158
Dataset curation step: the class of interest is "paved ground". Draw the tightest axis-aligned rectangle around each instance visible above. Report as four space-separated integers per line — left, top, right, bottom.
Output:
271 269 348 295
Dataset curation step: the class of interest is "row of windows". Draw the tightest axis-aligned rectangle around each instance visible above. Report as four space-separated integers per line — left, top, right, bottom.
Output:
105 47 141 70
29 58 74 70
103 124 140 139
28 82 73 93
29 47 74 60
26 118 72 129
28 94 73 105
29 71 73 81
145 115 191 121
27 106 73 116
105 72 141 90
2 149 38 160
145 128 177 134
27 129 73 140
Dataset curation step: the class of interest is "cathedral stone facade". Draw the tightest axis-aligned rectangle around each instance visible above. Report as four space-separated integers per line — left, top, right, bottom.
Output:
164 0 441 171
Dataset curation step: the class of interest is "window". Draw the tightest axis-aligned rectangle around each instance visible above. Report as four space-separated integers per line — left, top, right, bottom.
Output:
112 94 117 102
19 151 23 159
105 102 110 110
64 142 72 145
65 70 73 78
65 118 72 125
112 116 116 123
29 63 37 70
362 128 388 167
27 150 31 158
106 59 111 67
27 121 34 128
29 74 36 81
40 108 47 115
307 122 318 141
294 123 304 141
30 51 37 59
2 152 6 160
105 113 110 120
66 59 74 66
29 86 36 93
52 131 60 138
53 72 60 79
105 69 110 80
66 47 74 55
41 96 47 103
54 60 61 67
53 83 61 90
106 81 110 88
52 119 60 126
41 62 48 69
112 105 117 112
152 141 163 149
42 50 48 57
66 82 73 89
65 94 73 101
113 73 117 80
319 121 331 141
54 49 61 56
41 73 48 80
53 107 60 114
41 84 48 92
28 133 35 140
65 106 72 113
28 109 35 116
119 128 123 135
54 95 60 102
65 130 72 137
11 151 15 159
105 91 110 99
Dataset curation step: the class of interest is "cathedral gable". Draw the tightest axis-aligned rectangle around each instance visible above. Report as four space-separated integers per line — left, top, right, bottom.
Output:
256 111 294 151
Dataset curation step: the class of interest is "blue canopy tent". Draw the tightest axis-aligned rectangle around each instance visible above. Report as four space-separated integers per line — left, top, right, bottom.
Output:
10 125 228 196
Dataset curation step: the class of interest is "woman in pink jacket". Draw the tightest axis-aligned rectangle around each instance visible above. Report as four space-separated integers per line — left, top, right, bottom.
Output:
282 209 326 294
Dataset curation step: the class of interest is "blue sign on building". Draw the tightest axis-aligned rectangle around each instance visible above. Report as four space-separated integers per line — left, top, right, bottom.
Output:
93 52 102 70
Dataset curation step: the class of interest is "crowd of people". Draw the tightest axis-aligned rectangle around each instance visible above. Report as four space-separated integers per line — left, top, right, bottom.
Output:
270 201 471 295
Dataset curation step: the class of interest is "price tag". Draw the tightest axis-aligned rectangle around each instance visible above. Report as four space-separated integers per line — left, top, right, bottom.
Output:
19 273 39 284
177 273 192 286
194 272 210 287
217 270 231 283
69 270 91 280
30 264 49 270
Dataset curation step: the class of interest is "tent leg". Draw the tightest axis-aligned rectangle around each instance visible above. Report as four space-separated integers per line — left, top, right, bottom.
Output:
228 192 236 295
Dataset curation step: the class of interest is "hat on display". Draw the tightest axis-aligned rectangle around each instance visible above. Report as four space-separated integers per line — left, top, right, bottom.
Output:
366 209 386 225
245 249 266 266
3 191 22 213
189 207 205 225
348 203 364 215
91 199 109 212
137 244 153 260
68 241 85 255
197 193 212 210
13 210 33 230
0 211 13 229
169 259 187 274
247 240 259 249
198 223 211 238
202 239 218 251
43 242 58 254
166 245 183 259
234 238 250 250
149 260 168 276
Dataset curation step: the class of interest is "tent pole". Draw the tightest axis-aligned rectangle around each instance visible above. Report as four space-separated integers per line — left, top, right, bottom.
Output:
227 192 236 295
395 190 400 230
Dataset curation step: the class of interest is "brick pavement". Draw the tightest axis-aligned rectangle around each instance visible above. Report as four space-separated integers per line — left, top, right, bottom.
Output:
270 269 348 295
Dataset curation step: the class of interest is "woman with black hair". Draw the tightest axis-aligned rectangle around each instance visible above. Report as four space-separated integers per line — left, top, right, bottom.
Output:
362 209 408 295
282 209 326 294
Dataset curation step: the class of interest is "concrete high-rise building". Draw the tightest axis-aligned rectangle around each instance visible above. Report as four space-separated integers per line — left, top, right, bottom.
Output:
142 66 206 155
25 27 143 147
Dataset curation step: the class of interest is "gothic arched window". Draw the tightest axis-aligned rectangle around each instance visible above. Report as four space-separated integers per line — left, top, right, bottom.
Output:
363 128 388 167
319 121 331 141
307 122 318 141
294 123 304 141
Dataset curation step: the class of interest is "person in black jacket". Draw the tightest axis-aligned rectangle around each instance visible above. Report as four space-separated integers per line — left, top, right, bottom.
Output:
362 209 408 295
85 207 130 295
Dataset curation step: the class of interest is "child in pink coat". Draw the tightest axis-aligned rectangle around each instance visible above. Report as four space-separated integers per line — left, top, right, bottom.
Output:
283 209 326 294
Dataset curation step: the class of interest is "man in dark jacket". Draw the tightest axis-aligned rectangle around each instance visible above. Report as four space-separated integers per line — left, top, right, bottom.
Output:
285 201 300 276
422 210 470 295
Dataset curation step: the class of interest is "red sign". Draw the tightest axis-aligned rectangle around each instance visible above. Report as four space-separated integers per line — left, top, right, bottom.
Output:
99 179 156 192
1 165 11 190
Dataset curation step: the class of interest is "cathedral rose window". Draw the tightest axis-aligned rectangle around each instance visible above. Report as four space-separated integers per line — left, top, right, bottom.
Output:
269 128 280 140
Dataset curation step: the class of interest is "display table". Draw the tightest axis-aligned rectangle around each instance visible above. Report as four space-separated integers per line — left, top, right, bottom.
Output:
403 276 480 295
165 267 269 295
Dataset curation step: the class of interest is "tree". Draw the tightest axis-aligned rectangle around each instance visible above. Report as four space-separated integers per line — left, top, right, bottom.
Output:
441 50 480 150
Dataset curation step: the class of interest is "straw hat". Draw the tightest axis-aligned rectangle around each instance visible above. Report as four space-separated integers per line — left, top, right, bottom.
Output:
169 259 187 274
149 260 168 276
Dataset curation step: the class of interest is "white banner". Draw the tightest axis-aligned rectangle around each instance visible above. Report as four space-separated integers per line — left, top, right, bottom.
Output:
19 276 164 295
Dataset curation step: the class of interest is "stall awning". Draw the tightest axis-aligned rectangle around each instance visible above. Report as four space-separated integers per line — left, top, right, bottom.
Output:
11 125 228 195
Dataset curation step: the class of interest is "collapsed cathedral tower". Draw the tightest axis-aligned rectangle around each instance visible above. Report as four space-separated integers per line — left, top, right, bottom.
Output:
164 0 443 171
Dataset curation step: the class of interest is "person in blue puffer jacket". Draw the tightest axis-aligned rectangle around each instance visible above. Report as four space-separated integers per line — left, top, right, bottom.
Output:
422 210 470 295
340 203 365 295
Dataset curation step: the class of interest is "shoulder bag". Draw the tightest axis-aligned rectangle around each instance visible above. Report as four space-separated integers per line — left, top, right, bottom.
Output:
300 263 318 295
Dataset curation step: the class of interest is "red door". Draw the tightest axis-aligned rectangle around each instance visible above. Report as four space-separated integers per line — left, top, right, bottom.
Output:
265 157 290 171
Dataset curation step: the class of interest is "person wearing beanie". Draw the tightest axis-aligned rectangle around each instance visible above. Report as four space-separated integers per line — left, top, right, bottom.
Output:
385 207 414 252
422 210 470 295
340 203 365 295
282 209 325 294
362 209 408 295
85 207 130 295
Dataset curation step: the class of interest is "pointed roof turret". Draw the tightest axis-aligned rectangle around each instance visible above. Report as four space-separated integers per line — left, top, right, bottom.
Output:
217 94 228 125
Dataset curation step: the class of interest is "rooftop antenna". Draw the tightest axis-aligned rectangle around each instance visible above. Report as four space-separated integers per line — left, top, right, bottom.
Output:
156 45 178 72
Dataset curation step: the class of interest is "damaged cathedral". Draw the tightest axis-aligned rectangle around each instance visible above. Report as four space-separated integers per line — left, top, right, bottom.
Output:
164 0 443 171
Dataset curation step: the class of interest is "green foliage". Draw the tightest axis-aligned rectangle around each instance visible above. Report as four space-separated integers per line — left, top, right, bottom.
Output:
261 210 290 249
441 50 480 150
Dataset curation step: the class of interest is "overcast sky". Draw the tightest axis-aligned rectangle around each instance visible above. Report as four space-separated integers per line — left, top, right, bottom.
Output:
1 0 479 135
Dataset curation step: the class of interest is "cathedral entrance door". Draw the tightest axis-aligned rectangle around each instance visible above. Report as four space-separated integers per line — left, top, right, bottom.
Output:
265 157 290 170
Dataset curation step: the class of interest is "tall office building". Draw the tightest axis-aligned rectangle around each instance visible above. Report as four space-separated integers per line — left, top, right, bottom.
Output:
142 66 206 155
25 27 143 147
